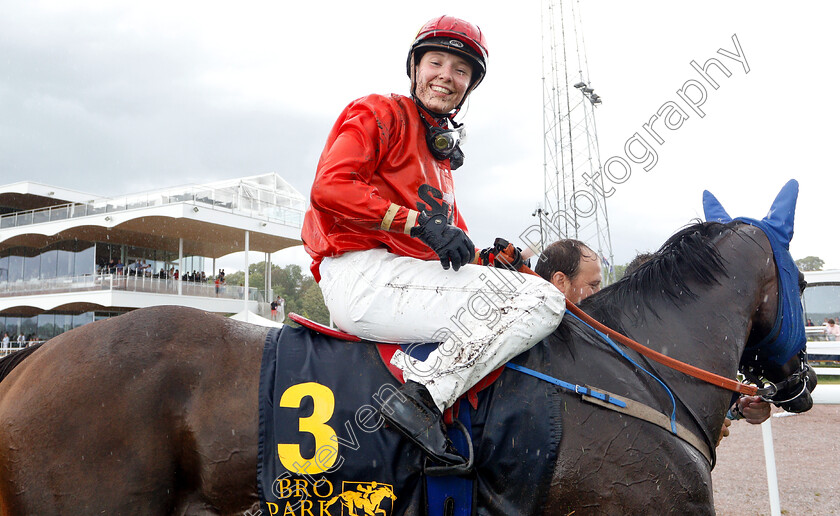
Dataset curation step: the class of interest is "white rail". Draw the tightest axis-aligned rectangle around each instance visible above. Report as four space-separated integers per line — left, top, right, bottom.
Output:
0 273 262 301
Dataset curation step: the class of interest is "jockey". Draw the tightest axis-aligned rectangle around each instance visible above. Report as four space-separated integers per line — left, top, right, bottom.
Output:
301 15 566 466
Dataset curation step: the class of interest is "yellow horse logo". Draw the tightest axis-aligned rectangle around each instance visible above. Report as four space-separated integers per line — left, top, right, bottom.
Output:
324 482 396 516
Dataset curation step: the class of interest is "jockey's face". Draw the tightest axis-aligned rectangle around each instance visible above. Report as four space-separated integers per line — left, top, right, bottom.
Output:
414 51 473 114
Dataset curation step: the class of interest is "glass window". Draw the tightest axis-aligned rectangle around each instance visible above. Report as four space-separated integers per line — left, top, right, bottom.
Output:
804 284 840 325
20 316 37 340
76 243 95 276
23 252 40 281
56 248 73 277
55 314 73 335
38 314 57 339
40 249 58 279
0 254 9 282
73 312 94 328
8 253 24 282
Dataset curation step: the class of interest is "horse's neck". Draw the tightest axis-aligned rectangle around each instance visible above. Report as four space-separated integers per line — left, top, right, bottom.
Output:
618 227 773 423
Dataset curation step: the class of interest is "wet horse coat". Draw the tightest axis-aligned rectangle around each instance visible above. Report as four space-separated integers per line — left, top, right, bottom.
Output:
0 182 815 515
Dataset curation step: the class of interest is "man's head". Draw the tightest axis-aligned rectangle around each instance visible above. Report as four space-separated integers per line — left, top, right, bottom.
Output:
534 239 602 304
625 252 655 276
407 15 488 116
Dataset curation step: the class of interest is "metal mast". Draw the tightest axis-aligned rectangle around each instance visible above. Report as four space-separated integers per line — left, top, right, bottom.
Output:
540 0 614 281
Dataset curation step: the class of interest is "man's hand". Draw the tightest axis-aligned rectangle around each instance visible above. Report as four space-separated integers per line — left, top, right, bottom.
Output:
411 212 475 271
716 417 732 447
735 396 771 424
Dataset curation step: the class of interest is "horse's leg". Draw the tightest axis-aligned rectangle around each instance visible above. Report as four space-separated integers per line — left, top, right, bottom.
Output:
545 402 715 515
170 317 265 514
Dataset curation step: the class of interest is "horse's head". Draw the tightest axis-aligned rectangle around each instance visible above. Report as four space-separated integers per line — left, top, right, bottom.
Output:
704 179 816 413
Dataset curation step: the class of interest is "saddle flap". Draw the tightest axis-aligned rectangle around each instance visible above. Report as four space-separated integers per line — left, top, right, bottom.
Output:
287 312 361 342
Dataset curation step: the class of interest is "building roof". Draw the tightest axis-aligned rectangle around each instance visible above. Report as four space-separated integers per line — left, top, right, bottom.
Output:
0 173 305 257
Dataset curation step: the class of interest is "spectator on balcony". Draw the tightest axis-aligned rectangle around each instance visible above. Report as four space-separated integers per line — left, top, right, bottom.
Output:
215 275 220 296
17 333 25 347
2 333 9 348
825 319 840 341
115 260 125 275
200 271 206 283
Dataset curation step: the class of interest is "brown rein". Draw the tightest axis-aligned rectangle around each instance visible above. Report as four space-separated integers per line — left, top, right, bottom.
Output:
517 264 758 396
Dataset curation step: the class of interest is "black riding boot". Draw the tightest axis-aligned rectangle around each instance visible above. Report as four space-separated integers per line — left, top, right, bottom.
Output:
380 381 467 466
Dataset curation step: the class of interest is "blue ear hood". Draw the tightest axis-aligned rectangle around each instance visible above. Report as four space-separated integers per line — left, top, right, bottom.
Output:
702 189 732 224
703 179 805 366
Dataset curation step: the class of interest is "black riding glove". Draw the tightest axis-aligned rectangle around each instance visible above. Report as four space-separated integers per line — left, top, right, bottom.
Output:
410 212 475 271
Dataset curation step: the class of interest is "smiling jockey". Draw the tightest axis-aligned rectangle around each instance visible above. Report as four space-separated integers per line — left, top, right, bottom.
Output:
301 15 566 466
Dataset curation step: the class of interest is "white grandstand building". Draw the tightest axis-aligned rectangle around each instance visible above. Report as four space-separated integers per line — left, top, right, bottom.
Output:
0 173 304 353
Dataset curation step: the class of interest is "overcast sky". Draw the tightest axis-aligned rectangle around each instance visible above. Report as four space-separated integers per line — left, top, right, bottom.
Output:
2 1 837 273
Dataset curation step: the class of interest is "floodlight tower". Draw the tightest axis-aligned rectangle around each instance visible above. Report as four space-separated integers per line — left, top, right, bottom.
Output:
540 0 614 281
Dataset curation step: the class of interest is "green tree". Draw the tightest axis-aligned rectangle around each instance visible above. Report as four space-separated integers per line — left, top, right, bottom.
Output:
795 256 824 271
224 262 328 325
612 264 628 282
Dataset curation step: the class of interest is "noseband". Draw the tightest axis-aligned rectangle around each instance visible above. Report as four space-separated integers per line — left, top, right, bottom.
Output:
742 351 812 405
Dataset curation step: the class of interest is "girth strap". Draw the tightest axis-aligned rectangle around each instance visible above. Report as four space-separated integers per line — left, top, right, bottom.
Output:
580 386 713 465
506 363 713 466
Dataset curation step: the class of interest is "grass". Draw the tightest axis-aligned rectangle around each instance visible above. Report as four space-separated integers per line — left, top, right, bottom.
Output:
817 375 840 385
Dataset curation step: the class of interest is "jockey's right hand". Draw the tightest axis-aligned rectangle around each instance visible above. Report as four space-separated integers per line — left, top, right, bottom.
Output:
411 212 475 271
479 238 524 271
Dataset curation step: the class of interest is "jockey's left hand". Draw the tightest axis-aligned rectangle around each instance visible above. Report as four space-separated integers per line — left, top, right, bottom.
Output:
735 396 771 424
478 238 523 271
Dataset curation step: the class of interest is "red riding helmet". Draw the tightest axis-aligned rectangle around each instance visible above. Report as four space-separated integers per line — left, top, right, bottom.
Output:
406 15 489 97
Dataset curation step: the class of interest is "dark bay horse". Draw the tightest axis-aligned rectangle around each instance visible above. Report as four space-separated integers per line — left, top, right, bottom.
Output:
0 195 815 514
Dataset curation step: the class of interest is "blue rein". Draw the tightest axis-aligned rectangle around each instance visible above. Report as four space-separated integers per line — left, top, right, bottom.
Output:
507 310 679 435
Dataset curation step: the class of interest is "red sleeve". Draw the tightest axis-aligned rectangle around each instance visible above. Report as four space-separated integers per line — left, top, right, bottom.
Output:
309 99 416 233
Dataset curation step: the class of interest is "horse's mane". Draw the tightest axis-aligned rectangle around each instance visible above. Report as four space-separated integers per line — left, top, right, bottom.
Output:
580 220 736 330
0 343 43 384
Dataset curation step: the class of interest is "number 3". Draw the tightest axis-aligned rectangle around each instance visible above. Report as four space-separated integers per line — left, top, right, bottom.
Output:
277 382 337 474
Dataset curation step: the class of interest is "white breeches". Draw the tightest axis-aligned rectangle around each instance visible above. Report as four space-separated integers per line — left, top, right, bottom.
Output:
319 249 566 411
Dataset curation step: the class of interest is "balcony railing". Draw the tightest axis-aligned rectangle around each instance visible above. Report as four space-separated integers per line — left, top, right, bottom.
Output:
0 273 263 302
1 341 45 357
0 185 305 230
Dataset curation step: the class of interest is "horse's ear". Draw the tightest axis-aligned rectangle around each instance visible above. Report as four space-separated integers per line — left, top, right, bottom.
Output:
762 179 799 246
702 190 732 223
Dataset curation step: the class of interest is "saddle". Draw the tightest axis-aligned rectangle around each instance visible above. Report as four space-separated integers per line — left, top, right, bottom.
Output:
287 313 505 424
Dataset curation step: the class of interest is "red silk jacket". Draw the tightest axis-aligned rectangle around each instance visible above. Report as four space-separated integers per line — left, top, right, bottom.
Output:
302 94 470 281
